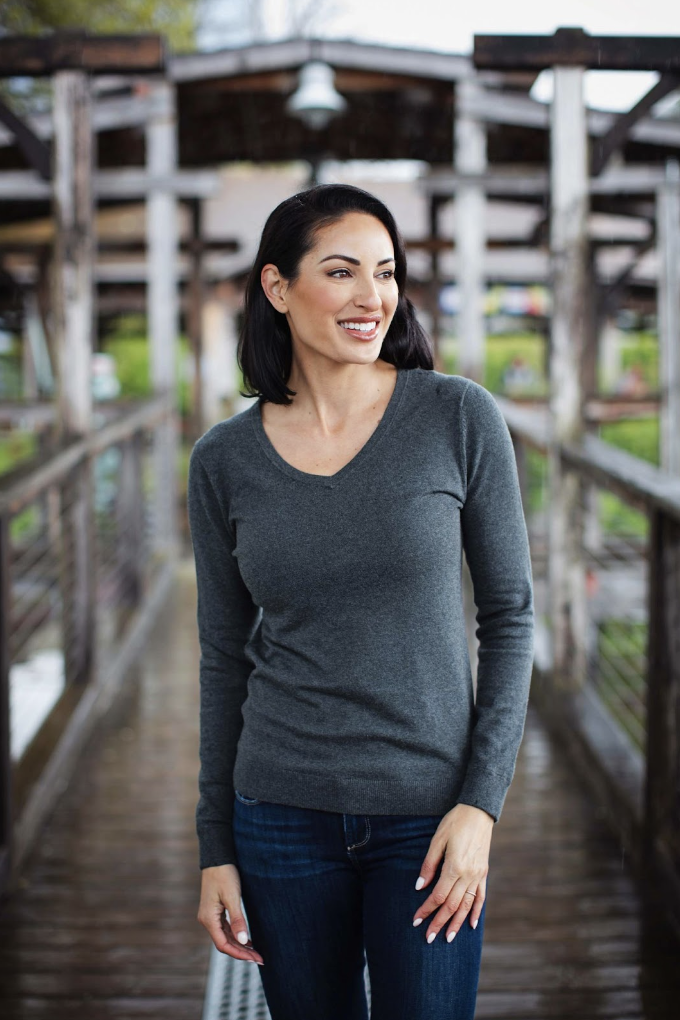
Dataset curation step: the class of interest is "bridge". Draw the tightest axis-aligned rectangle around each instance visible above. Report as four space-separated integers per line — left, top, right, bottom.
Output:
1 26 680 1020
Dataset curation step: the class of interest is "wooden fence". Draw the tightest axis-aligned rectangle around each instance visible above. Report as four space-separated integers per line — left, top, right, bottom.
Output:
500 396 680 939
0 394 178 897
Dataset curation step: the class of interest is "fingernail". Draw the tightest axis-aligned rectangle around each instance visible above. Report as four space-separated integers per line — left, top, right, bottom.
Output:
472 919 478 930
412 917 423 927
415 877 425 890
447 930 456 942
427 932 436 944
237 931 249 945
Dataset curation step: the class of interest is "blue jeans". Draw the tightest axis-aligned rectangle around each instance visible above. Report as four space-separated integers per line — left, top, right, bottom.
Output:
232 790 487 1020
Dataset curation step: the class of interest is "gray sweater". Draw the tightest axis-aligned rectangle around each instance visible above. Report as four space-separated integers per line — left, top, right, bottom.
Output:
187 367 534 870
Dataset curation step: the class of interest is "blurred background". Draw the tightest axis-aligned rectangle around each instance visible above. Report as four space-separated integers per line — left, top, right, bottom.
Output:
1 2 680 1018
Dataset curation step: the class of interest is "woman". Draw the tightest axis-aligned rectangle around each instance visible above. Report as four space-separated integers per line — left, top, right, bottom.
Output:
187 183 534 1020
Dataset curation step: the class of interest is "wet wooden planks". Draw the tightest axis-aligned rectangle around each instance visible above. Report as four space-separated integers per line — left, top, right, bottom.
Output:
0 558 211 1020
476 710 680 1018
0 556 679 1019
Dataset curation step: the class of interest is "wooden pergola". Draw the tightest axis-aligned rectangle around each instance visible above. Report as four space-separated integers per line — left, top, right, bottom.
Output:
1 29 680 943
467 25 680 943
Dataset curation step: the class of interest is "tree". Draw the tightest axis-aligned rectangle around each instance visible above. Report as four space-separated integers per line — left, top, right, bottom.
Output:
0 1 199 112
198 0 343 49
0 0 199 54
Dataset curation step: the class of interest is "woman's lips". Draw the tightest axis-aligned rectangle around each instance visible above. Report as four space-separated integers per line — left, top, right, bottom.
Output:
337 321 380 340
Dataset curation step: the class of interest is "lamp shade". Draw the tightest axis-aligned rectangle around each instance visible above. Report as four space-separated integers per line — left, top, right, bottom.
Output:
285 60 347 130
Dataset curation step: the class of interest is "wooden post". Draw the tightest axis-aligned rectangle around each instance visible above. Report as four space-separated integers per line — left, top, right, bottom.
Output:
643 509 680 927
454 76 487 384
187 198 205 444
429 195 445 370
51 69 95 687
0 514 12 893
656 159 680 477
145 79 180 559
116 431 145 636
547 65 589 690
52 70 94 440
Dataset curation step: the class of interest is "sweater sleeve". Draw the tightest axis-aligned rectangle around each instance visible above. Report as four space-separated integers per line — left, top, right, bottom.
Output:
456 380 535 823
187 443 260 869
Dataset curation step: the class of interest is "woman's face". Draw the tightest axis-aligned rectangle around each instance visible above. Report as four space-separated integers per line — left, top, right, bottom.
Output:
261 211 400 366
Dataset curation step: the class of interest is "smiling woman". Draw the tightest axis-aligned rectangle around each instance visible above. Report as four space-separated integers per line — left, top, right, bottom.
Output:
236 183 432 406
187 183 535 1020
260 211 400 365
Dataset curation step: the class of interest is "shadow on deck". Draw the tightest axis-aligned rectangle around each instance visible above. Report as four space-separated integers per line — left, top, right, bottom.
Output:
0 559 678 1019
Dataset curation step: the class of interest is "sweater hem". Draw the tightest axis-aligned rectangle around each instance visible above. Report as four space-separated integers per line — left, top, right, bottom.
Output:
233 758 468 816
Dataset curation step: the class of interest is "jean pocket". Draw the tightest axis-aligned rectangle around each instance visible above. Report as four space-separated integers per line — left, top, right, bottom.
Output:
235 789 262 806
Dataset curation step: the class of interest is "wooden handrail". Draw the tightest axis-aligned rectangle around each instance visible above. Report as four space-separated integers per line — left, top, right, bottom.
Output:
0 393 173 516
496 393 680 520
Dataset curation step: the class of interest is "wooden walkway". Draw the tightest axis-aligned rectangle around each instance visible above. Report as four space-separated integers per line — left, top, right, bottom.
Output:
0 557 679 1019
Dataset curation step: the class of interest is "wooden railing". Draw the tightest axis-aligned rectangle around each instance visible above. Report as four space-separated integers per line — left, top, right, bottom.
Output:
0 393 179 897
498 395 680 939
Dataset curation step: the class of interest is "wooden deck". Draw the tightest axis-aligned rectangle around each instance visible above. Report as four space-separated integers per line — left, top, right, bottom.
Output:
0 557 679 1019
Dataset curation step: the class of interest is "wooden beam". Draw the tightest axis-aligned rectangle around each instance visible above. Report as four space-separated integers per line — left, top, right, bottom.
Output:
0 31 166 78
601 235 657 309
454 76 487 385
0 515 12 893
170 36 472 85
656 161 680 477
420 165 672 198
592 73 680 176
451 86 680 149
0 94 166 148
0 238 238 255
187 198 205 443
643 508 680 939
0 96 50 180
474 26 680 72
547 65 590 691
51 69 96 701
427 194 447 365
146 80 180 558
52 70 94 440
0 168 220 200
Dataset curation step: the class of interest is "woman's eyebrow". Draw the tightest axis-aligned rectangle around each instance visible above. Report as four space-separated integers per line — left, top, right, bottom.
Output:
317 254 396 266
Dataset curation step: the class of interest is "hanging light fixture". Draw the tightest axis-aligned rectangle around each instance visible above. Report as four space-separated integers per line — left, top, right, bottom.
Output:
285 60 347 130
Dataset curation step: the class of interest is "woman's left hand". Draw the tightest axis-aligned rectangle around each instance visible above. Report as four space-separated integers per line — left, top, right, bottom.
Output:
412 803 494 943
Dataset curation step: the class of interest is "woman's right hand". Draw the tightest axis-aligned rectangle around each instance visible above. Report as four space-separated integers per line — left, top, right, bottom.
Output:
198 864 264 966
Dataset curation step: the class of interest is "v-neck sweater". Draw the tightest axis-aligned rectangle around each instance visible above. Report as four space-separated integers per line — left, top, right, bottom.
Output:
187 366 535 870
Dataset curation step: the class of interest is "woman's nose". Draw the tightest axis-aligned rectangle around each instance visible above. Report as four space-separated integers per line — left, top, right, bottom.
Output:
353 278 381 309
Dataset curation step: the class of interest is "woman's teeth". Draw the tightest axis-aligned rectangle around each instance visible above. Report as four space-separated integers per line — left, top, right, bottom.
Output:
339 322 377 332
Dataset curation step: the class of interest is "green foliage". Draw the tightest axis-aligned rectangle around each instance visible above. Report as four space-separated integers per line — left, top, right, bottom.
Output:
0 0 198 53
101 334 192 416
483 334 547 394
599 417 659 467
617 331 659 390
0 431 38 477
597 490 649 539
440 333 547 395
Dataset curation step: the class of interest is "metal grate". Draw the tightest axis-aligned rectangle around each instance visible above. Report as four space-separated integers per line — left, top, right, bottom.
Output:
580 484 650 753
201 944 372 1020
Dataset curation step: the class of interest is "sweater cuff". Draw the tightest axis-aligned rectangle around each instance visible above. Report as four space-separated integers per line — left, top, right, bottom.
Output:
455 767 512 823
198 824 238 870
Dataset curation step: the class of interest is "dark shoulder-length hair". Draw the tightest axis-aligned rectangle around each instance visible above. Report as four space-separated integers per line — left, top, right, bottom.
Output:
237 183 434 404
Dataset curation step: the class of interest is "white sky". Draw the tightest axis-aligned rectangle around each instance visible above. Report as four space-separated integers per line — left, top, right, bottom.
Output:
255 0 680 112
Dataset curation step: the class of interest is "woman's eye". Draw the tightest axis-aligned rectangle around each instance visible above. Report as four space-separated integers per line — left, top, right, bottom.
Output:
328 268 395 279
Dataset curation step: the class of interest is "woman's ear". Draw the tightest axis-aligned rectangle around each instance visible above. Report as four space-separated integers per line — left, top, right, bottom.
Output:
261 264 289 313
